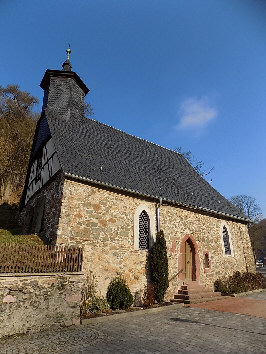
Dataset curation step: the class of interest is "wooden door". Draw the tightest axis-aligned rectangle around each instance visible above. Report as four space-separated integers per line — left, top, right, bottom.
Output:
183 240 193 280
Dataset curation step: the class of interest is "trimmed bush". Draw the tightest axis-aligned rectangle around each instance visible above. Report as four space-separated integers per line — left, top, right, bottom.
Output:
106 276 133 309
214 271 266 295
149 230 169 303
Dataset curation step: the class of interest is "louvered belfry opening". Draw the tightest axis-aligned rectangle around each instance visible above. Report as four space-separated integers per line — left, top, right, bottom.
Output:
222 226 231 255
139 210 150 250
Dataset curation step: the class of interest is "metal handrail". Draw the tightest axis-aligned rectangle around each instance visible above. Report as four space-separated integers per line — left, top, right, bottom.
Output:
169 268 183 282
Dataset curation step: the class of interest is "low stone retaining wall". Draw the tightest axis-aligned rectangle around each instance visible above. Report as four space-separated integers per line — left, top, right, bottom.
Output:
0 272 85 338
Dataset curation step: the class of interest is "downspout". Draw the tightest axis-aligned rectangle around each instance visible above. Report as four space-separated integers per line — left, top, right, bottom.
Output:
239 223 251 272
156 197 163 233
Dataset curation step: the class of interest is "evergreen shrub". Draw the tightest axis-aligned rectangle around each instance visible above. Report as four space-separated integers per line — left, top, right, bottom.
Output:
106 276 133 309
149 230 169 303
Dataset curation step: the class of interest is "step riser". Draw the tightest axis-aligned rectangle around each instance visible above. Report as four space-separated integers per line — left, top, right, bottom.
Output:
181 289 214 295
174 295 186 300
170 299 185 303
181 286 213 291
174 295 220 300
183 293 221 300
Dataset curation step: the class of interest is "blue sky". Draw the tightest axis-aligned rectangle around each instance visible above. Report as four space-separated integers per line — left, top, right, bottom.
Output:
1 0 266 217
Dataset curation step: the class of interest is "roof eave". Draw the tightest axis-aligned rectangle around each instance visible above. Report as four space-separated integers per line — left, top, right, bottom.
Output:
40 69 90 95
64 172 250 223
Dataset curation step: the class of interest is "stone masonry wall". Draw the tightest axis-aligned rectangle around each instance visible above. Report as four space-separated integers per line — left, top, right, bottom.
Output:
57 178 255 301
0 273 85 338
20 172 64 244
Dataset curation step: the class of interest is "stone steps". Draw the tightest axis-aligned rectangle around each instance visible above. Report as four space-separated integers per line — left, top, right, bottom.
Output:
174 292 221 300
171 281 222 304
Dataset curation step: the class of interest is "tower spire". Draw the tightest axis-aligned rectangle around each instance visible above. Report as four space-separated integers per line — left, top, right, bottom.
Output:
62 44 72 72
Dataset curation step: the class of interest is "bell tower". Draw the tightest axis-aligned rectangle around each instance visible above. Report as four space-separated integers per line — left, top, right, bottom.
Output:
21 47 90 209
40 46 90 122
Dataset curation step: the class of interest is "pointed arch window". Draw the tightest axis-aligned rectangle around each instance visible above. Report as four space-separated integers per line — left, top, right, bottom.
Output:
139 210 150 250
222 226 231 255
134 204 155 250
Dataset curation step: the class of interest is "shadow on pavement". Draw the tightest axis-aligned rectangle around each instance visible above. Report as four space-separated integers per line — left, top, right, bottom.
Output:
169 316 266 336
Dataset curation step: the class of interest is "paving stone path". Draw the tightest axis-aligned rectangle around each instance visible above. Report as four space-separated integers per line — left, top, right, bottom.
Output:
190 290 266 318
1 296 266 354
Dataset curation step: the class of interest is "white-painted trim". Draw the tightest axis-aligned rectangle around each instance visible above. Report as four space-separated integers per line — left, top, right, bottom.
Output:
25 138 61 205
220 222 234 257
134 203 156 250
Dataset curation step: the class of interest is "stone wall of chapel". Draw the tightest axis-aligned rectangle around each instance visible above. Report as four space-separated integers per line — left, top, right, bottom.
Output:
57 179 156 301
57 178 255 301
20 172 64 244
160 205 255 292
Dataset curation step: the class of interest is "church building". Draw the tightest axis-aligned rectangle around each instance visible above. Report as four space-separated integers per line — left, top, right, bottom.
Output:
20 50 255 300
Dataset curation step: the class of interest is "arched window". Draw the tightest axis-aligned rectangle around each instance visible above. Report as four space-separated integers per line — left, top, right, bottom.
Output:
222 226 231 255
139 210 150 250
134 204 155 250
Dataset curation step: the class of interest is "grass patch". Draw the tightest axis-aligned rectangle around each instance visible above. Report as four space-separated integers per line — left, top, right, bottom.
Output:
0 229 43 245
0 203 43 245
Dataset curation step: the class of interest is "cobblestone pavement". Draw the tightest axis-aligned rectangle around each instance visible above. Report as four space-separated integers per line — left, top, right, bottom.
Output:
1 302 266 354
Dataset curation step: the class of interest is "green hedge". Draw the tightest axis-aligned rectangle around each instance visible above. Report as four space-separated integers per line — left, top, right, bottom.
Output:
214 271 266 295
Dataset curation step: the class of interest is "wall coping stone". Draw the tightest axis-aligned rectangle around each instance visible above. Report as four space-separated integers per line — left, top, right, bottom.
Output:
0 272 84 278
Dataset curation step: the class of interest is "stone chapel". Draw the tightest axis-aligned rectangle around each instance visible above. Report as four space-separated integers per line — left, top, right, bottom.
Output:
20 52 255 300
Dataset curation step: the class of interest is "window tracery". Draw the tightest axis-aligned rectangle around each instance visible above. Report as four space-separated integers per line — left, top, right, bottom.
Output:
134 204 155 250
139 210 150 250
222 226 231 255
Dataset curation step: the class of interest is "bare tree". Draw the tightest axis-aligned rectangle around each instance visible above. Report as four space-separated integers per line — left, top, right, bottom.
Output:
175 146 214 178
249 219 266 260
84 102 94 117
229 195 263 222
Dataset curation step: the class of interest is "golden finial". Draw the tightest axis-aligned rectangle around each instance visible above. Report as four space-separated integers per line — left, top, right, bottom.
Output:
66 44 71 60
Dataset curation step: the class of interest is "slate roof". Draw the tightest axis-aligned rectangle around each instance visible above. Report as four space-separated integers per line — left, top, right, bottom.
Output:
46 109 248 222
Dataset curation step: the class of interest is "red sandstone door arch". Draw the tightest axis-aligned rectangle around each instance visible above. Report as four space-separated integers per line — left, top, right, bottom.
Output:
182 239 195 280
178 235 200 282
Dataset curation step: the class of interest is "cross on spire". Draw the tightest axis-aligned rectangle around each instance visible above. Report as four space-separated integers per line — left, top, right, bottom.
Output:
66 44 71 60
62 44 72 72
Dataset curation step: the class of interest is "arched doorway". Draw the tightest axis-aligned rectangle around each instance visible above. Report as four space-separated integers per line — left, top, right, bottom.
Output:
178 235 200 282
182 239 195 280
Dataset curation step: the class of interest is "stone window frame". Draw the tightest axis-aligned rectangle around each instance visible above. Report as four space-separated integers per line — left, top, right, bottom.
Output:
220 222 234 257
134 204 156 250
